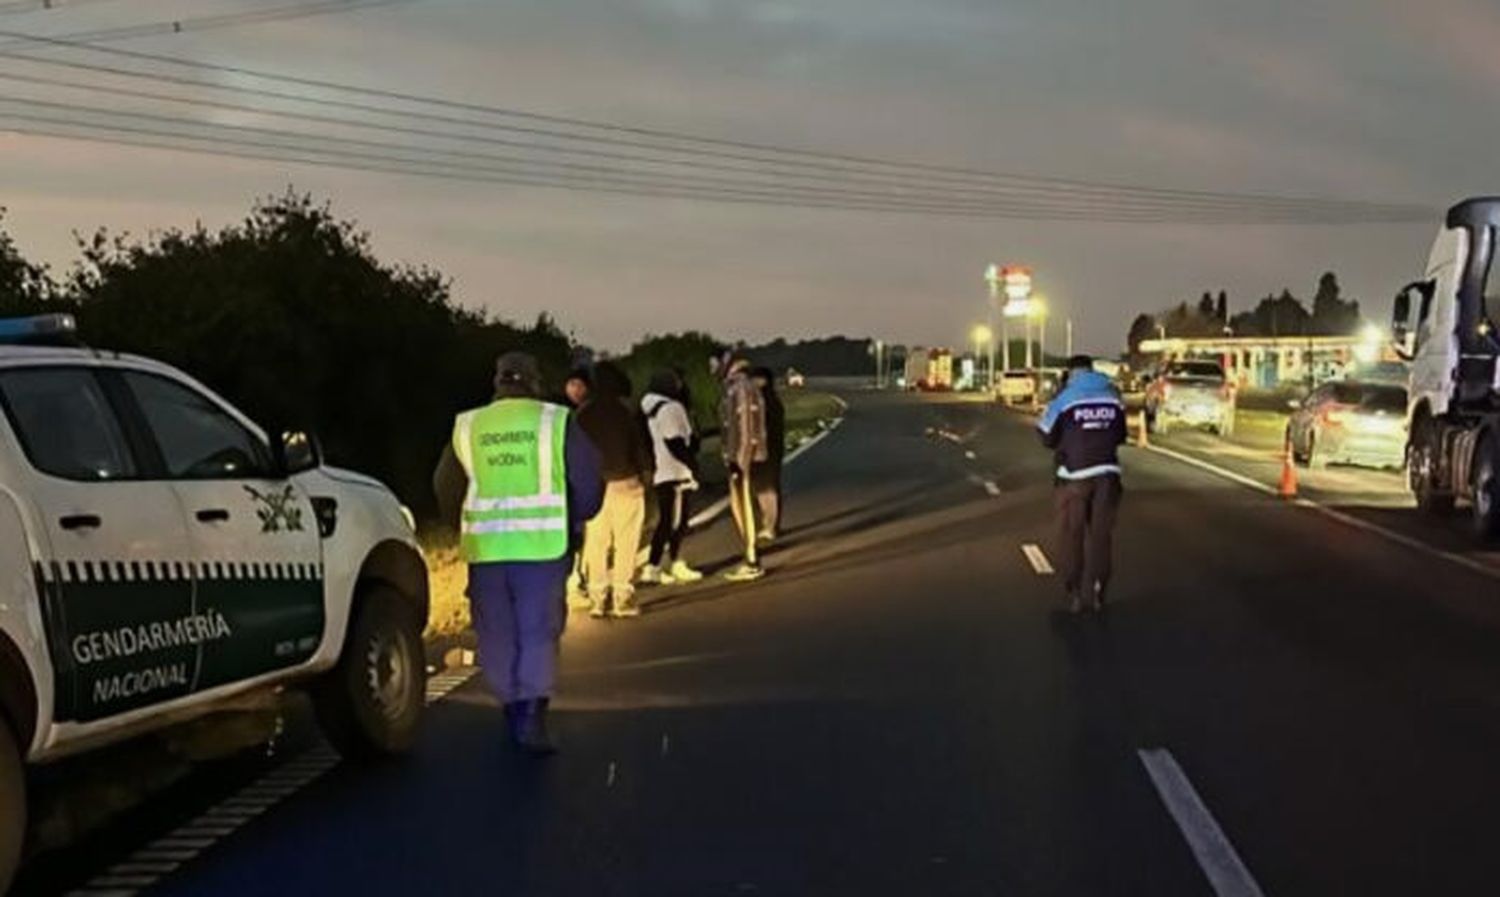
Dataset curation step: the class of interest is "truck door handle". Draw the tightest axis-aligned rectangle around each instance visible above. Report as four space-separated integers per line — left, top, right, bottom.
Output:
195 508 230 523
59 514 102 531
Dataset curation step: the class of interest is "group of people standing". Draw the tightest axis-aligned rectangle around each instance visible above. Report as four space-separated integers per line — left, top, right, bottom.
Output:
433 351 787 754
564 356 787 608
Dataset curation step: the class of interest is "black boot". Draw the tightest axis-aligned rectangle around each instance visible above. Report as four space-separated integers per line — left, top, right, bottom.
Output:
515 698 557 757
503 701 523 743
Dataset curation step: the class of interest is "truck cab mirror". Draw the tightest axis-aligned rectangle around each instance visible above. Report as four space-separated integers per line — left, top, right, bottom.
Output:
1391 282 1425 360
273 430 322 477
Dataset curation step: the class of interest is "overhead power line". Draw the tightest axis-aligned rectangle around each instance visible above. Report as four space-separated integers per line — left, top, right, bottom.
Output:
0 103 1427 225
0 0 130 16
10 118 1374 225
0 92 1429 223
0 0 425 45
0 23 1432 224
0 66 1427 222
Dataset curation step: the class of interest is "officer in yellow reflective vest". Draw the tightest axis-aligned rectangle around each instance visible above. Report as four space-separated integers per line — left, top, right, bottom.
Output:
434 352 603 755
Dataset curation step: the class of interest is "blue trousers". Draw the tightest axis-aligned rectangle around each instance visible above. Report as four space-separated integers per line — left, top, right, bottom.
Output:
467 559 570 703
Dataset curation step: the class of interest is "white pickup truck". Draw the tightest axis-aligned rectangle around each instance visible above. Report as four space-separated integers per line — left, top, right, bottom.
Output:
0 315 429 891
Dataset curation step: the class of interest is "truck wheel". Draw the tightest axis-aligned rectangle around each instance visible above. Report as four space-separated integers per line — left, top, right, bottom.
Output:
313 586 425 760
0 717 23 895
1410 416 1455 515
1472 433 1500 542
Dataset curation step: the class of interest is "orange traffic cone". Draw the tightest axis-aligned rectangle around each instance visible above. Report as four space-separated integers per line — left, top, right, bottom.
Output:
1135 409 1149 448
1278 439 1298 498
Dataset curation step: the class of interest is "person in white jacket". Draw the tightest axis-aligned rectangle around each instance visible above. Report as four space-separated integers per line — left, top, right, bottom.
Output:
639 369 705 585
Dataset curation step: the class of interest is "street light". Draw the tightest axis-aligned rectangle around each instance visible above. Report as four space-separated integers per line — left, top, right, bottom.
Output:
972 324 993 389
1032 296 1048 370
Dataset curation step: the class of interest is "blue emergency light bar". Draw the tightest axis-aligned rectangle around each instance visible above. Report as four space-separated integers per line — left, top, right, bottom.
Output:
0 314 80 346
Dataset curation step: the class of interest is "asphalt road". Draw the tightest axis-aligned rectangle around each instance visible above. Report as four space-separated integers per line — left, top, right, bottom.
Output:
30 390 1500 896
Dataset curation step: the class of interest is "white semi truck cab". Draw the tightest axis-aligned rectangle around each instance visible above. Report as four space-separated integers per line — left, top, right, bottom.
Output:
1392 197 1500 536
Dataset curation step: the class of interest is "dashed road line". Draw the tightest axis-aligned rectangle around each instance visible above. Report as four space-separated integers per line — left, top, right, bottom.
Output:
69 666 481 896
1139 748 1267 897
1021 543 1054 575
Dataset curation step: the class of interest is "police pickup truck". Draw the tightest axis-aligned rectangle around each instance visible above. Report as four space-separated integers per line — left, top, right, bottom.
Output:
0 315 429 890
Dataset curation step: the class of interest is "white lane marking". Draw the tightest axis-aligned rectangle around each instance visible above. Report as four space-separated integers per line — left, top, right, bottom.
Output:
661 734 671 756
1138 748 1267 897
606 762 618 788
687 414 846 528
1140 443 1500 583
983 480 1001 496
1021 543 1055 575
1140 444 1275 496
75 667 482 896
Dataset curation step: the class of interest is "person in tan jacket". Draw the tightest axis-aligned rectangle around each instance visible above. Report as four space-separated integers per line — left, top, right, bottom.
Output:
720 358 769 581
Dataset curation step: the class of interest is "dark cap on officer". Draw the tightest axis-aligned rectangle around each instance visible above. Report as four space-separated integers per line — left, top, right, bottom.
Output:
494 351 542 396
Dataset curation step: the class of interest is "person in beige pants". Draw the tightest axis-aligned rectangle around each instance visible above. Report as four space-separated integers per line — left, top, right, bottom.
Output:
582 478 646 615
575 361 654 618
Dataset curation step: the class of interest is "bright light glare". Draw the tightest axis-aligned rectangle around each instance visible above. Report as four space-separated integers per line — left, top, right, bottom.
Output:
972 324 993 343
1355 324 1384 362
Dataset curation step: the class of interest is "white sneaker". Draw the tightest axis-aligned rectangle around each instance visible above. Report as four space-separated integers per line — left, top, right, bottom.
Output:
668 560 704 583
639 564 662 585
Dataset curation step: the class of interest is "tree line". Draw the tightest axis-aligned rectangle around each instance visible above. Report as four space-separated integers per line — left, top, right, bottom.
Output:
0 193 738 520
1126 272 1365 359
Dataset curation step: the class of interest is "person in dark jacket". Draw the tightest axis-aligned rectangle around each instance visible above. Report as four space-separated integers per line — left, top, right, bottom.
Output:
562 367 592 409
575 361 653 618
750 367 785 541
1037 355 1126 613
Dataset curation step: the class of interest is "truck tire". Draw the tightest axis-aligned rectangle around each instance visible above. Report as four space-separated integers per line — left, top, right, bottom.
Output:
1410 416 1455 515
1472 433 1500 542
0 717 23 895
313 586 425 760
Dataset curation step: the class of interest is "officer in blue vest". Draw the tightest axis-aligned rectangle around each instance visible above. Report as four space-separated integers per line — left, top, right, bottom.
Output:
434 352 603 754
1037 355 1126 614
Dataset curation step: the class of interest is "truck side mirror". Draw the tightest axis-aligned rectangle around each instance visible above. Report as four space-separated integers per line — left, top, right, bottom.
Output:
1391 282 1422 360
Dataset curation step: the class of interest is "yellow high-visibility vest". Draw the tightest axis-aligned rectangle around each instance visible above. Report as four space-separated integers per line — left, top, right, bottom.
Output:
452 398 569 563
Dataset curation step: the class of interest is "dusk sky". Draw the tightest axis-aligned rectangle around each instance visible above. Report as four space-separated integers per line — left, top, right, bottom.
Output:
2 0 1496 354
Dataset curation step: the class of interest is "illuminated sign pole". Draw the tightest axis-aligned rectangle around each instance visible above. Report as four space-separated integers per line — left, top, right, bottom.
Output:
999 265 1033 371
983 265 1000 384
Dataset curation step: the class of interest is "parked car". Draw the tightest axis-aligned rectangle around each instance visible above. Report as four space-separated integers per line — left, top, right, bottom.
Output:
786 368 806 388
1286 380 1407 469
0 315 429 892
1144 360 1236 435
995 370 1037 406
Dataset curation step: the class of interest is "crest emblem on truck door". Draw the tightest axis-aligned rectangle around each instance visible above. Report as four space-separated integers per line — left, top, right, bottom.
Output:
244 484 305 533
